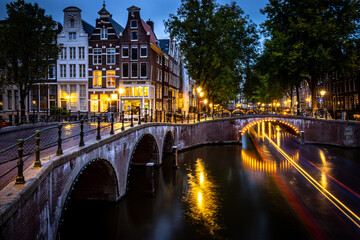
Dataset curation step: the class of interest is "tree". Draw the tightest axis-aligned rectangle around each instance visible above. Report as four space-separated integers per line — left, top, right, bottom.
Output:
165 0 259 107
0 0 59 122
261 0 360 112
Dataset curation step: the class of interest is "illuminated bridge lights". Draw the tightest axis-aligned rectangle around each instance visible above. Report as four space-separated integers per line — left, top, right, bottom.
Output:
262 132 360 229
241 119 300 136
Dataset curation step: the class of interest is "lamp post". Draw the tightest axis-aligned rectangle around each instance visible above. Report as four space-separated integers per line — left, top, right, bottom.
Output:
118 87 125 119
320 90 326 109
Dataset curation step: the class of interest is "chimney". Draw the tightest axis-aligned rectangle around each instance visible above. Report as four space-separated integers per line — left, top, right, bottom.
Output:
146 19 154 32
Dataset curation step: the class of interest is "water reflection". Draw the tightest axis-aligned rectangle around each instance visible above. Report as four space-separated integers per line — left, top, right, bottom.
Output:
184 158 221 236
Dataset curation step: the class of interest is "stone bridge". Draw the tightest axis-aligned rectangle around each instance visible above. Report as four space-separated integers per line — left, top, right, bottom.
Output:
0 115 359 239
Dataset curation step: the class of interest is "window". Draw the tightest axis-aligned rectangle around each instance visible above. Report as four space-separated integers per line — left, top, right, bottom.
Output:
131 47 138 60
140 46 147 57
70 18 75 28
131 63 138 78
101 28 108 39
79 64 85 78
130 20 138 28
79 47 85 59
48 65 55 79
106 71 115 88
122 63 129 78
107 48 115 64
70 47 76 59
93 48 102 65
69 32 76 40
90 94 98 112
70 85 76 111
157 69 159 81
140 63 147 77
93 71 102 87
70 65 76 78
61 85 67 99
60 65 66 78
60 47 66 59
122 46 129 58
156 55 159 64
144 87 149 97
159 70 162 82
131 31 138 41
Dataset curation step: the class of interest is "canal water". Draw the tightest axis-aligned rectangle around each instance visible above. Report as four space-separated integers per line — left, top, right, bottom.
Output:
59 127 360 240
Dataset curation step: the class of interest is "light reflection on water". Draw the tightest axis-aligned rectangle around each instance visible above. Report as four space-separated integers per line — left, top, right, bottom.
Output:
183 158 222 236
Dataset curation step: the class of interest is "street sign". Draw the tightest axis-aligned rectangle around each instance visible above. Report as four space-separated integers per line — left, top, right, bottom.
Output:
200 100 203 104
318 98 323 103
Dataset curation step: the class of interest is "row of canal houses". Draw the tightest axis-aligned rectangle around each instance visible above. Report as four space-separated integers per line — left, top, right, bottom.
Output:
1 4 186 121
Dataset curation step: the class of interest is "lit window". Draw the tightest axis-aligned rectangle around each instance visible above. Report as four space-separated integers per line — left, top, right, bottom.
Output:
106 71 115 88
93 71 102 87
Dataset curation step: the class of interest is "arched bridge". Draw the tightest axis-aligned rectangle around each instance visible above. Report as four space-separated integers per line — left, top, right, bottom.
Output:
0 115 359 239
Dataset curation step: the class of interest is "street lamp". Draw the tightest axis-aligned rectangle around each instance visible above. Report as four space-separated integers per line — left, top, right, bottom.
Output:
118 87 125 112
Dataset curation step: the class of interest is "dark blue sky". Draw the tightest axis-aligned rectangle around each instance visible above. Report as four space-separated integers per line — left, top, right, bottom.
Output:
0 0 268 39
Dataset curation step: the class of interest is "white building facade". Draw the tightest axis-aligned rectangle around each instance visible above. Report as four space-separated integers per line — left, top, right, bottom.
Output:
57 6 94 113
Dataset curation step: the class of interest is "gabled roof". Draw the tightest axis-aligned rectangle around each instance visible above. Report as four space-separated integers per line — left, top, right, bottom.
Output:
141 19 157 44
98 5 110 16
82 20 94 35
109 17 124 36
159 39 170 54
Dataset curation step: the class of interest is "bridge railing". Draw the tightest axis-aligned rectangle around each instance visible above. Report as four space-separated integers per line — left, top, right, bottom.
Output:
0 108 297 188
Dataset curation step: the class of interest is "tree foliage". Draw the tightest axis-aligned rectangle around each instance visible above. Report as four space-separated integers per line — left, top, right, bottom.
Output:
0 0 59 121
245 0 360 111
165 0 259 106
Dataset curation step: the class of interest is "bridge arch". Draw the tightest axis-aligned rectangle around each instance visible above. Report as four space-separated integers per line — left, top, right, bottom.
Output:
241 118 300 135
57 158 119 237
162 130 174 155
129 132 160 166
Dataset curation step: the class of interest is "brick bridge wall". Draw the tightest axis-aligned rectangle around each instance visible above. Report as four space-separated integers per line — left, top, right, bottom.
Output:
0 116 359 239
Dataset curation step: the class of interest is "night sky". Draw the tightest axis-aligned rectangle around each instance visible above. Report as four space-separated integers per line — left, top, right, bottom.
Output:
0 0 268 39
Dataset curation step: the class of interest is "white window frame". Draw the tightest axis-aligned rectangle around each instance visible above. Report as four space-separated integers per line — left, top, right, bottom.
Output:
130 20 138 29
70 47 76 59
93 48 102 65
131 31 138 41
101 28 108 40
79 47 85 59
131 63 138 78
140 46 147 58
60 47 67 60
69 32 76 40
69 64 76 78
106 70 116 88
106 48 116 65
79 64 86 78
60 64 66 78
122 46 129 58
140 62 147 78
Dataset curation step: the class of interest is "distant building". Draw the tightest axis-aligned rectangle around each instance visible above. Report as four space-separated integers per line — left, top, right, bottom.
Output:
57 6 94 113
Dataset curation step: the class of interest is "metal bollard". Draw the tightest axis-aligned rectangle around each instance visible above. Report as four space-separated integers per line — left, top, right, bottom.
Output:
145 162 155 197
110 113 114 134
34 131 41 167
56 124 63 155
121 111 125 131
131 110 134 127
150 109 153 122
138 108 141 125
15 139 25 184
96 116 101 140
79 120 85 147
145 108 148 123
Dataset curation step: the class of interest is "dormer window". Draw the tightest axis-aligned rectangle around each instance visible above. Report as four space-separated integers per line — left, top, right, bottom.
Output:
131 31 138 41
130 20 138 29
69 18 75 28
101 28 108 40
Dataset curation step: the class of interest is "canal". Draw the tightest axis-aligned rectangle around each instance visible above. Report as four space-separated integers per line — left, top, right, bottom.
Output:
59 125 360 240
